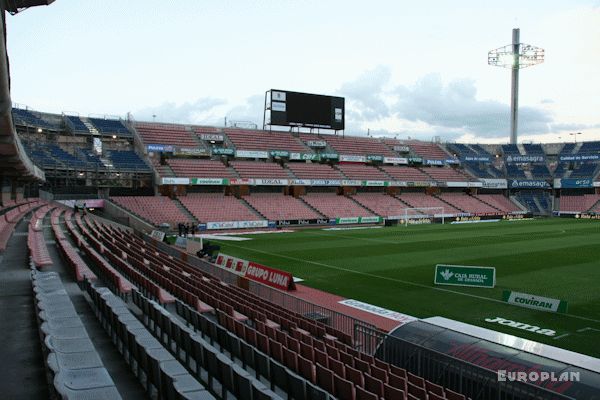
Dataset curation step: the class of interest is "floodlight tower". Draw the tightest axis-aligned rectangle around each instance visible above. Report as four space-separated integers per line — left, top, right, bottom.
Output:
488 28 544 144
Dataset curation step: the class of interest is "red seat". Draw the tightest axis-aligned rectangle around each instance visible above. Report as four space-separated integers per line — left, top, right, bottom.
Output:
298 355 316 383
384 383 406 400
426 380 445 396
445 388 467 400
334 374 355 400
408 382 428 400
316 364 335 395
364 374 384 398
329 358 346 379
356 385 379 400
407 372 426 388
345 365 364 387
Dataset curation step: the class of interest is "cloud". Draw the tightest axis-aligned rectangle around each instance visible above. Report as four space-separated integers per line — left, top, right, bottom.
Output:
337 65 392 122
392 74 553 138
135 97 227 124
549 122 600 132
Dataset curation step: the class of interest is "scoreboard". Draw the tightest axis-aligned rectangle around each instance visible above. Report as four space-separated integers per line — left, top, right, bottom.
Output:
269 90 344 130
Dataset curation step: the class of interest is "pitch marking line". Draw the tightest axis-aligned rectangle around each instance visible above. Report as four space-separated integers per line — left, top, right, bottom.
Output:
220 242 600 325
553 333 570 340
577 327 600 333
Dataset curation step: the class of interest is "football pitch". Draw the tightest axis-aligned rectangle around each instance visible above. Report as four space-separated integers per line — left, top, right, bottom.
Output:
210 218 600 358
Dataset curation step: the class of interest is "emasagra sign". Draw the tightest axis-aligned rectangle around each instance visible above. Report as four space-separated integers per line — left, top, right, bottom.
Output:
434 264 496 288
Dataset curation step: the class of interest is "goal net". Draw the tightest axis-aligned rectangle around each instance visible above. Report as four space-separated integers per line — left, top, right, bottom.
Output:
401 207 445 226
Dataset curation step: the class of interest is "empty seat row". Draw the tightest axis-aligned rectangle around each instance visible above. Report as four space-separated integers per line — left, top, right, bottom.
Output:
33 270 122 399
28 205 54 267
83 280 210 399
132 290 293 399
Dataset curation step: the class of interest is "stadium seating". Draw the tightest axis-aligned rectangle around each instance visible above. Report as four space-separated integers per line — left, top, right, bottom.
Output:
501 144 521 156
88 117 130 136
436 193 501 215
12 107 59 130
464 163 500 178
570 162 598 178
243 193 322 220
506 164 527 178
529 164 551 178
473 194 522 213
351 192 409 217
307 134 396 157
225 128 309 152
515 191 551 214
136 122 199 147
110 196 191 227
559 194 600 213
301 192 374 218
422 167 473 182
522 143 545 155
179 193 264 223
167 158 234 178
380 166 433 182
64 115 90 133
109 150 150 171
230 161 290 179
396 192 462 214
335 164 389 180
287 162 345 180
402 141 450 160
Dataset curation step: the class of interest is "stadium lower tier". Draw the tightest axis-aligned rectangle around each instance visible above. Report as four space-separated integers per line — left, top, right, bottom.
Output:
109 192 525 229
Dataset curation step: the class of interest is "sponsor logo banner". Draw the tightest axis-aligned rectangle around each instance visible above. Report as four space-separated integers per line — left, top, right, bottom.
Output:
206 220 268 230
270 150 290 158
174 147 208 156
359 216 382 224
363 180 386 187
337 217 359 224
321 153 339 160
509 179 551 189
310 179 341 186
229 178 254 185
484 316 556 336
480 178 508 189
211 147 235 156
446 181 470 187
289 179 312 186
445 158 460 165
147 144 165 152
199 133 224 142
235 150 269 159
407 181 435 187
503 290 568 313
393 145 410 153
425 159 444 166
339 154 367 163
463 156 491 162
245 261 296 291
388 181 408 187
367 154 384 162
147 144 175 153
559 178 593 188
149 230 165 241
383 157 408 165
190 178 228 185
306 140 327 148
275 218 330 226
559 154 600 161
253 178 289 186
338 299 418 324
435 264 496 288
341 180 362 186
506 155 546 163
289 152 320 160
408 157 423 163
161 177 190 185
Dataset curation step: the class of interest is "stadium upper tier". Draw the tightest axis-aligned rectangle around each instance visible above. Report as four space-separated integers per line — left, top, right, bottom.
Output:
9 107 600 181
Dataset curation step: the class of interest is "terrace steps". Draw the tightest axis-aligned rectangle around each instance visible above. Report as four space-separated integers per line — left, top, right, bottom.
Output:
173 198 198 225
82 119 99 135
433 194 467 213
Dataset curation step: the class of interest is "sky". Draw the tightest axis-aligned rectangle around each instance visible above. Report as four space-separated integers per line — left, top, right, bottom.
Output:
6 0 600 144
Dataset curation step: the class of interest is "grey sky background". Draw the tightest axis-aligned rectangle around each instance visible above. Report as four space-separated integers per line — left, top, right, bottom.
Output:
6 0 600 143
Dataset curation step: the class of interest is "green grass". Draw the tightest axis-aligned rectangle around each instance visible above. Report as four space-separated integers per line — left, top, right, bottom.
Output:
210 218 600 358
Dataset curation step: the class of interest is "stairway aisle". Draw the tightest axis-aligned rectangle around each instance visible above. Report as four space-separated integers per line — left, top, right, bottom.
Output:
0 217 49 400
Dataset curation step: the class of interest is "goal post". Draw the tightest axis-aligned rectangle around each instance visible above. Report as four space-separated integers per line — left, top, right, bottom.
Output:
402 207 445 226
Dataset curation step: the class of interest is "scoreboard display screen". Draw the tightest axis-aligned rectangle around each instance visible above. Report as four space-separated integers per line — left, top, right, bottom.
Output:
269 90 344 130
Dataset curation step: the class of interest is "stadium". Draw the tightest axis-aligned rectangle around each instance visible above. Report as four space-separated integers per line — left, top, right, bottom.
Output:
1 1 600 400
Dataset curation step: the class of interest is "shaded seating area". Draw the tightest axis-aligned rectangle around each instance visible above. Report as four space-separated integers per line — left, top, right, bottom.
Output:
335 164 389 180
230 161 290 179
166 159 233 178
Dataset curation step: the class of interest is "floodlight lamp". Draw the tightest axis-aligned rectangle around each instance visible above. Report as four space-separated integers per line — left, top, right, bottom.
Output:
37 128 42 133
